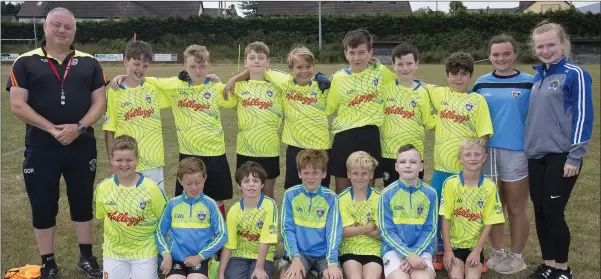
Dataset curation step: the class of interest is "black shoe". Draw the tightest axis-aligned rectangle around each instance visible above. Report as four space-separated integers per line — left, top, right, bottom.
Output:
77 256 103 278
41 264 60 279
529 264 556 279
551 267 572 279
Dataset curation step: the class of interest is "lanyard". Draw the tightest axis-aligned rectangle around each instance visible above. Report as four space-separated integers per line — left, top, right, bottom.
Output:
45 52 73 105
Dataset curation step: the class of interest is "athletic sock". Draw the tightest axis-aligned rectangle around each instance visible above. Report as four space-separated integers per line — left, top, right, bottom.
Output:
511 253 523 260
493 248 505 255
42 253 57 269
79 243 93 259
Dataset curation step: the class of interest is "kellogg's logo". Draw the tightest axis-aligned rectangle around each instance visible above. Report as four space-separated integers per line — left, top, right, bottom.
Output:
178 99 211 112
242 98 273 109
440 109 469 123
348 93 378 107
286 93 317 105
124 107 154 120
385 106 415 118
453 207 482 222
107 212 145 226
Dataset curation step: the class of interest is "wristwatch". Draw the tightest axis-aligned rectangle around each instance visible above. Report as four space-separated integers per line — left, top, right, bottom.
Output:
77 121 87 134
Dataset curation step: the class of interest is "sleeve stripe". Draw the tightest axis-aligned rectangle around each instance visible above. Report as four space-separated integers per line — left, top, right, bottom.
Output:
198 200 227 256
103 73 110 84
326 194 339 262
564 64 586 144
414 190 438 255
280 195 293 257
9 69 19 88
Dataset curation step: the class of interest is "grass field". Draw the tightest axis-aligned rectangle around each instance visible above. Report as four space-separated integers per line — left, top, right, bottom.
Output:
1 63 599 279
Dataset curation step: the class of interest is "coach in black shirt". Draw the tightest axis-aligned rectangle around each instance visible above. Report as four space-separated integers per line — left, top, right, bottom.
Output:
6 7 106 279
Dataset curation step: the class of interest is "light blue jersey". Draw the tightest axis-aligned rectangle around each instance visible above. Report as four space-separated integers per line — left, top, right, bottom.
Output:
473 71 534 150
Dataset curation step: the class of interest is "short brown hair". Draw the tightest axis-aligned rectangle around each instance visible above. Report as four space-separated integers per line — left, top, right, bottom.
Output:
287 47 315 69
397 144 422 159
445 52 474 75
235 161 267 185
245 41 270 58
391 43 419 63
488 34 519 55
112 135 138 157
343 29 373 51
125 40 153 62
296 149 328 172
177 157 206 179
184 44 210 64
346 151 379 171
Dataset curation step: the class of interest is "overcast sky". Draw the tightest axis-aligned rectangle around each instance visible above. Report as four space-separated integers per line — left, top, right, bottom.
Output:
202 1 596 14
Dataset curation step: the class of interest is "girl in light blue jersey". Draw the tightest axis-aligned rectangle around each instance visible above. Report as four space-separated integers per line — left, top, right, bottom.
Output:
472 34 533 275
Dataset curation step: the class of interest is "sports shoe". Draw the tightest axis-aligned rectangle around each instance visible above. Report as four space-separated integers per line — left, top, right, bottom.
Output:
77 256 102 278
494 253 527 274
41 264 60 279
433 252 444 271
551 267 572 279
528 264 556 279
486 249 505 270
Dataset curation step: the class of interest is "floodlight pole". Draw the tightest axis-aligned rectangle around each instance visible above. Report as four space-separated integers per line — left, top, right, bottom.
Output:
318 1 322 49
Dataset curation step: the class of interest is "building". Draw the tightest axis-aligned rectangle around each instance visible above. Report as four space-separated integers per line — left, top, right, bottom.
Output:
515 1 572 13
16 1 233 23
256 1 411 16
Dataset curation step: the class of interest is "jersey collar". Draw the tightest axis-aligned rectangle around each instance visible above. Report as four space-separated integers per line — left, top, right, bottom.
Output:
395 79 421 90
458 171 485 188
350 186 372 201
293 78 313 87
533 56 567 75
301 184 321 195
343 64 370 75
119 80 145 89
239 194 265 210
492 70 521 79
113 173 144 187
396 178 422 192
188 77 211 87
182 191 204 202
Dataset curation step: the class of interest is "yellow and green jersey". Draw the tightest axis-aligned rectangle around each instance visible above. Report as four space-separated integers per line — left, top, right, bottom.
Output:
225 195 279 261
429 86 493 173
338 187 381 257
145 77 236 156
95 175 168 259
102 82 170 171
325 63 396 134
232 79 284 157
439 172 504 249
381 80 436 159
264 69 331 149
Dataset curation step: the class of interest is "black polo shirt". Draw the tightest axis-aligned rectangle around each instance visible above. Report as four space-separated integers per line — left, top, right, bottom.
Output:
6 44 109 146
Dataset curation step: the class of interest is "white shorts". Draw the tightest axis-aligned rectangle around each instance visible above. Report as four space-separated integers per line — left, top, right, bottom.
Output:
382 251 433 277
103 256 158 279
483 148 529 183
141 167 165 191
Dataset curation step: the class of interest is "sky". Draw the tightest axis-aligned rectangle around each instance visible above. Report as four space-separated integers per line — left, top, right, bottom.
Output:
202 1 597 15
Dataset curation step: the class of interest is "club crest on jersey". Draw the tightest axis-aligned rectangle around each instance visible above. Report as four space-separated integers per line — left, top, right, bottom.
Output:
417 204 424 215
204 92 211 99
266 90 273 97
145 95 152 104
465 103 473 111
478 199 484 209
373 79 379 86
103 116 109 124
139 200 146 209
197 211 207 222
257 219 264 229
89 159 97 171
316 207 326 217
512 90 521 98
71 58 78 66
310 91 318 97
410 100 417 107
549 80 560 90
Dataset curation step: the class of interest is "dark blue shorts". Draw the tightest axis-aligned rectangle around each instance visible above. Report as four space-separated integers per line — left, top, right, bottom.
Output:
22 140 97 229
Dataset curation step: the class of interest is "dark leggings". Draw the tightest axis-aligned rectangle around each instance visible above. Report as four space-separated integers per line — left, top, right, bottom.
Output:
528 153 581 264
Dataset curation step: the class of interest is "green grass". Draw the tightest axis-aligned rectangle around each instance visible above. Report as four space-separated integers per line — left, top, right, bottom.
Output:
2 63 599 279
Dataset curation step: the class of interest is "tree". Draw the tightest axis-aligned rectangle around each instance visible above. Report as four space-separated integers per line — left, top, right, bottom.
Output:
238 1 258 17
449 1 467 14
1 1 21 16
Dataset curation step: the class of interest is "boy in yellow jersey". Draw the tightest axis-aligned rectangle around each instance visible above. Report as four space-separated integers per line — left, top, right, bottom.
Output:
103 40 170 190
95 135 168 279
225 47 332 190
326 29 397 193
440 138 504 279
379 144 437 279
229 42 284 199
219 162 279 279
338 151 382 279
280 150 342 279
428 52 493 269
156 157 228 279
380 43 436 187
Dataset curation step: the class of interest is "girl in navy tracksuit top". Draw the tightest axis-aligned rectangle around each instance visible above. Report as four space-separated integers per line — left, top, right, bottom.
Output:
524 22 593 279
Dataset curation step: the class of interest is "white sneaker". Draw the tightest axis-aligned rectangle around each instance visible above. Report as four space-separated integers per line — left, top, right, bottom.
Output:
486 250 505 270
494 253 527 275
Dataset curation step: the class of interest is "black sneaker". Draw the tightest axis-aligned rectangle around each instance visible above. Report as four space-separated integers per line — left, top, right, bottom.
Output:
77 256 103 278
41 264 60 279
529 264 556 279
551 267 572 279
